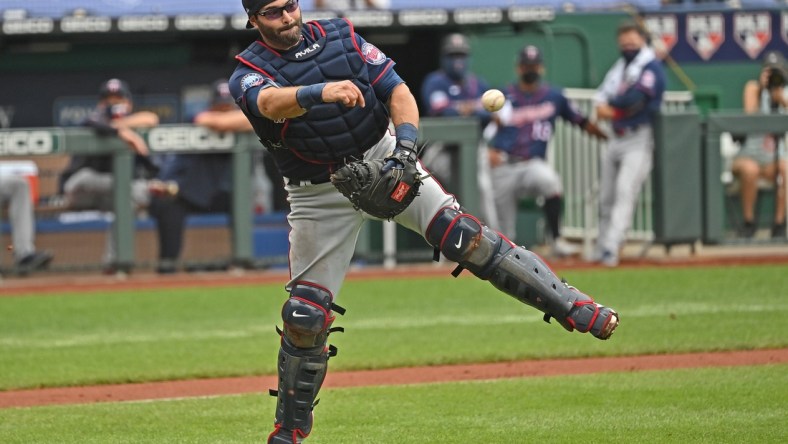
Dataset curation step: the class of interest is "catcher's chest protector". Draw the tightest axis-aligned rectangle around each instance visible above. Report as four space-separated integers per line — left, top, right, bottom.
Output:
236 19 390 164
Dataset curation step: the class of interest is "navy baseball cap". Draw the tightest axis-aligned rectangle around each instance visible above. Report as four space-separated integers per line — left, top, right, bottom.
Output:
243 0 276 28
441 33 471 56
518 45 543 65
98 78 131 99
211 79 235 106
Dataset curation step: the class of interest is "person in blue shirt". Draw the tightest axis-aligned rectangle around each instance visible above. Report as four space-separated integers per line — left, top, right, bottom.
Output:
488 45 607 257
231 1 619 442
594 21 666 266
420 32 491 184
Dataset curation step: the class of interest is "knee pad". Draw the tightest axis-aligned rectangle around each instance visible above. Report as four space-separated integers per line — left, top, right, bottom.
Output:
426 207 515 279
281 282 344 350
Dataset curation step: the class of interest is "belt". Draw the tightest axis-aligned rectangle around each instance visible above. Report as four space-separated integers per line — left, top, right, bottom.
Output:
285 171 332 187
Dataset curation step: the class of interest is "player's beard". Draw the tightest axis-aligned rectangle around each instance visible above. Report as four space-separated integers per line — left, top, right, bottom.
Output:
260 17 303 50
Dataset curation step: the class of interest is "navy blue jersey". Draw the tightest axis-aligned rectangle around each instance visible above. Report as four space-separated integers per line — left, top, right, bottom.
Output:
607 59 666 133
229 19 403 181
490 84 587 160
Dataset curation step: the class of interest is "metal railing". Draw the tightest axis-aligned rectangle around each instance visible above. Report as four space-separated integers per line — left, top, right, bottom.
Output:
0 125 258 271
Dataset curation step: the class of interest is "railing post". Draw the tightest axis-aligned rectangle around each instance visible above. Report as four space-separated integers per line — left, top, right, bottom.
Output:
231 138 254 267
112 147 134 271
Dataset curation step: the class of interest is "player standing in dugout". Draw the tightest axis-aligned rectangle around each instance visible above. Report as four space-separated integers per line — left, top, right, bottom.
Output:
229 1 621 442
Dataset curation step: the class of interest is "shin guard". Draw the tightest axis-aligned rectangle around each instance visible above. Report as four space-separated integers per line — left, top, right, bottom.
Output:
426 207 618 339
269 283 344 443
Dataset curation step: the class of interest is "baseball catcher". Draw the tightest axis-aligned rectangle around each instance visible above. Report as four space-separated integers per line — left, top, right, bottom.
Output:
231 2 619 442
330 140 422 219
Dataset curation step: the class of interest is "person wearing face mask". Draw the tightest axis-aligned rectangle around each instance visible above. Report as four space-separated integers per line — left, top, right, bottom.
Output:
58 78 160 273
420 33 492 185
593 21 666 267
486 45 607 257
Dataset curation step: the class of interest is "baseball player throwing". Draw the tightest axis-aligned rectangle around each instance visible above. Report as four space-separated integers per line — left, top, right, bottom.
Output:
231 1 620 442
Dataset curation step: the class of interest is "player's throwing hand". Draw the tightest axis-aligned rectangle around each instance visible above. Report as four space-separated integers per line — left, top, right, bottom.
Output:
323 80 366 108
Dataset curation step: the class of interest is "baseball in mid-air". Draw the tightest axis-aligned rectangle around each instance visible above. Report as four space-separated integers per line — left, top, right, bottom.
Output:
481 89 505 112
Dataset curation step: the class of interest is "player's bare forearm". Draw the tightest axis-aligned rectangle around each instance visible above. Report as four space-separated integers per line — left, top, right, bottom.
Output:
257 86 307 120
595 104 616 120
194 110 253 132
583 120 608 140
388 83 419 129
117 127 150 155
258 80 365 121
115 111 159 129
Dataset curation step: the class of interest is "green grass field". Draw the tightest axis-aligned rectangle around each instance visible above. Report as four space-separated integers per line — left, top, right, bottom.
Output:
1 264 787 442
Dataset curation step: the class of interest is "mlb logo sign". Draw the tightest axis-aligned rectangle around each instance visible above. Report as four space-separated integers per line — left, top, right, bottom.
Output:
644 15 678 55
734 12 772 59
687 13 725 61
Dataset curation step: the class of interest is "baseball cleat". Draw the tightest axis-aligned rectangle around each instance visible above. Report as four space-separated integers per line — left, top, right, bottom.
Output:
566 300 619 340
598 310 619 339
268 426 307 444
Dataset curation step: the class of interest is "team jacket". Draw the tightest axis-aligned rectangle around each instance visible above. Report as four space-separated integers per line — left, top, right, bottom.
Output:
602 58 666 134
491 84 587 161
232 19 393 181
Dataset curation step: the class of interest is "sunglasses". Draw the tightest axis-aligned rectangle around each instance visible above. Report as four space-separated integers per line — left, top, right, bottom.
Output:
254 0 299 21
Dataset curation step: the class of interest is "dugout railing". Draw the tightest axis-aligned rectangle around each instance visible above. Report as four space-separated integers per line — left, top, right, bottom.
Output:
0 126 261 272
0 120 481 273
3 107 785 272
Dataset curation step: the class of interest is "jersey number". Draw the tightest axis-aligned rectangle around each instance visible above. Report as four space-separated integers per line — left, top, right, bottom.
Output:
532 121 553 142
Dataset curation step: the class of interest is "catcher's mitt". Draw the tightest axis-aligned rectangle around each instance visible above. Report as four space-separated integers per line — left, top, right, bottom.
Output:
330 148 422 219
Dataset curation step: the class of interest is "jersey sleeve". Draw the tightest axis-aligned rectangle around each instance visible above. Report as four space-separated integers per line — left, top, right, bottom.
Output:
558 91 588 126
634 64 662 98
229 66 279 118
354 32 404 103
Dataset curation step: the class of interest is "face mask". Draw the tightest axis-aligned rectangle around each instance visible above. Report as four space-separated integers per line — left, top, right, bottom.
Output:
441 55 469 81
621 49 640 63
105 102 130 119
521 71 540 84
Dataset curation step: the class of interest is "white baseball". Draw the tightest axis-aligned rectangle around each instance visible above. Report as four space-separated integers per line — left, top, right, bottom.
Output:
481 89 505 112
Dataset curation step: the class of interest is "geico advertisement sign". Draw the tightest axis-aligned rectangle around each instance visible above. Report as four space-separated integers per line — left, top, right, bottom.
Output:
0 130 61 155
147 127 235 152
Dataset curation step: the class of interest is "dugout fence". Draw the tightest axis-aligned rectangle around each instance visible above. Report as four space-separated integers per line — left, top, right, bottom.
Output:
4 98 787 274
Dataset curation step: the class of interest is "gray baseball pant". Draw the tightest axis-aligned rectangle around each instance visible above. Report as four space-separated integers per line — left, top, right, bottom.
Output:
596 126 654 255
0 175 36 260
284 132 457 297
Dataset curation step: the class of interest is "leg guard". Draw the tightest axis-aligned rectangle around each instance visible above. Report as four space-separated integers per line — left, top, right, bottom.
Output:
426 207 618 339
268 282 345 444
